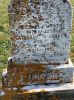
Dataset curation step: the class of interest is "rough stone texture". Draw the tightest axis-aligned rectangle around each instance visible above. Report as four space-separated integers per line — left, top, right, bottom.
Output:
8 0 72 64
0 0 74 100
2 60 74 88
1 0 73 86
1 83 74 100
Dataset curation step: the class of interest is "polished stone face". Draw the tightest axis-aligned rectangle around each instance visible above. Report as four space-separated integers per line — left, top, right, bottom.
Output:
9 0 72 64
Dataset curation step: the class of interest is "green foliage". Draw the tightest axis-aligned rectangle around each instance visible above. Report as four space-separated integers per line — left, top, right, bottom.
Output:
70 0 74 62
0 0 10 33
0 0 10 73
70 0 74 6
0 32 11 71
0 0 74 74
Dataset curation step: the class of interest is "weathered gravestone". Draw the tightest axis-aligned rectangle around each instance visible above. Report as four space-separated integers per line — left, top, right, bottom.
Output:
1 0 74 100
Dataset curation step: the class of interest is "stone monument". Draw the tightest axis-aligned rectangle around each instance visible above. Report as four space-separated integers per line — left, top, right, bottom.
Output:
0 0 74 100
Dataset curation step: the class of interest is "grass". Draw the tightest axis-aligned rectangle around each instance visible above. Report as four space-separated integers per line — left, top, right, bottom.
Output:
0 0 74 75
0 0 11 75
70 0 74 62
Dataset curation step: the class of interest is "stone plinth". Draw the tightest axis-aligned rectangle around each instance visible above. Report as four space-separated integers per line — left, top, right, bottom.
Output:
0 83 74 100
2 59 74 88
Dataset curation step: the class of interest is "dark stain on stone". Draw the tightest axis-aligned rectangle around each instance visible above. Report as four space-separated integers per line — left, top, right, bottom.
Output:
63 0 67 3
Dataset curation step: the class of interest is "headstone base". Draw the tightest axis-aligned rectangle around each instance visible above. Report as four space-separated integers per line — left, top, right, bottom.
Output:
2 60 74 87
0 83 74 100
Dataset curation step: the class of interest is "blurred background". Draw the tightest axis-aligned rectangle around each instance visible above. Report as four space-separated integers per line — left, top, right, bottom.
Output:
0 0 74 76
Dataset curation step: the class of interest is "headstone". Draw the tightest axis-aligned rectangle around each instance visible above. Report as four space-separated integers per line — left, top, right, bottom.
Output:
9 0 72 65
1 0 74 100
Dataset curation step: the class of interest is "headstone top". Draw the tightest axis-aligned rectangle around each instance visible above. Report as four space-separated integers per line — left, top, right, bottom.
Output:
8 0 72 65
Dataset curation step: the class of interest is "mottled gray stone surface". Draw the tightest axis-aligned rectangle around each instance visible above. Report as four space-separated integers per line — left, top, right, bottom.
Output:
9 0 72 64
1 0 74 100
